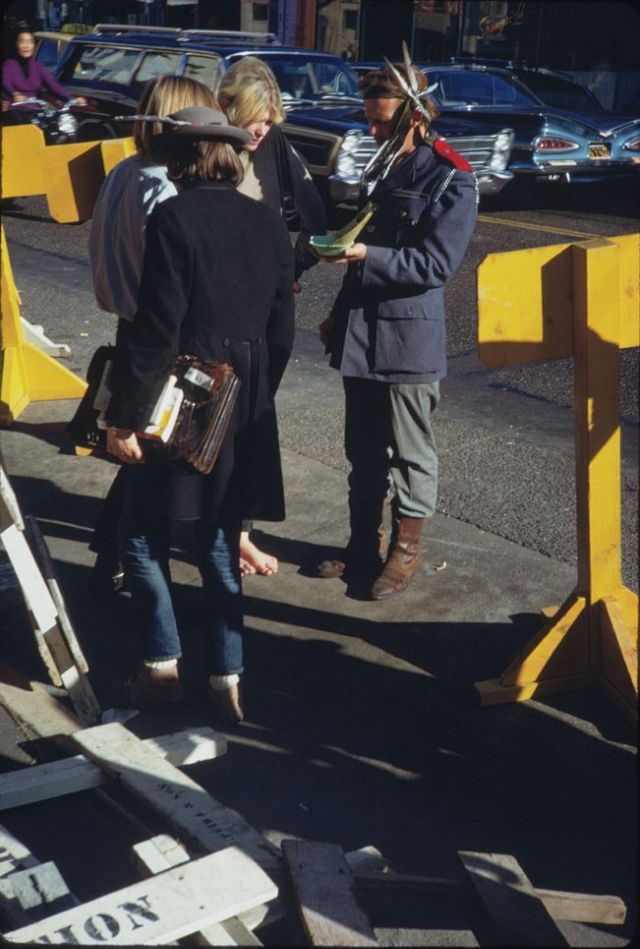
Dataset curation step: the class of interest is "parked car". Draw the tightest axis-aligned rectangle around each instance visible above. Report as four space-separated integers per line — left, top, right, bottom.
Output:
34 31 74 72
50 25 514 209
354 60 640 189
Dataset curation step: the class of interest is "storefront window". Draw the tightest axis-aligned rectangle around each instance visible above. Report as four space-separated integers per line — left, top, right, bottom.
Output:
317 0 361 61
413 1 462 64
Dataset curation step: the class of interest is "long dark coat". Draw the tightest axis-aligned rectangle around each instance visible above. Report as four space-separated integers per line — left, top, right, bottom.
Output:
108 180 294 524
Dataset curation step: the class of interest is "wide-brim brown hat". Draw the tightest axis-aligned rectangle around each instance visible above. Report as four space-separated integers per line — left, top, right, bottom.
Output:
153 107 251 146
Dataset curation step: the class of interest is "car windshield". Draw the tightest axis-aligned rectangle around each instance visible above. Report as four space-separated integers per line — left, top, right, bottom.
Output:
517 73 604 113
61 44 142 86
428 70 541 108
260 56 359 100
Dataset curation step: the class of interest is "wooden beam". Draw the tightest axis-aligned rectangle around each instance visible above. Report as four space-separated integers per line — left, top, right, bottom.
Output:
352 870 626 925
5 847 276 945
0 726 227 810
72 723 280 868
282 839 377 946
133 835 262 946
459 851 567 946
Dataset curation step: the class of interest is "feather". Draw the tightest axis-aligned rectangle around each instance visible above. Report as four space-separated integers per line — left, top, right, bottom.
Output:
402 41 417 94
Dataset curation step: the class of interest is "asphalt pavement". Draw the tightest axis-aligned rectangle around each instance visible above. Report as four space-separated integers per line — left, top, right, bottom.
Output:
0 191 637 945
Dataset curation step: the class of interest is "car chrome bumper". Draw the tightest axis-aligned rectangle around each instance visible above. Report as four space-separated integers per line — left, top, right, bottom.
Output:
510 159 640 177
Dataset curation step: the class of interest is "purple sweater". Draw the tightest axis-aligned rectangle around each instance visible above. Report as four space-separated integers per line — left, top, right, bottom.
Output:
2 57 69 103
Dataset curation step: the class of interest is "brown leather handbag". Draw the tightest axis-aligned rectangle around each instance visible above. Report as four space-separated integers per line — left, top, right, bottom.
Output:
166 356 240 475
67 350 240 476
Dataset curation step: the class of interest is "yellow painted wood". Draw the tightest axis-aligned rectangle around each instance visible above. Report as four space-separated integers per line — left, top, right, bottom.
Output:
572 241 623 604
598 676 638 727
1 125 46 198
475 673 595 706
475 236 639 718
500 594 589 686
477 234 639 367
477 241 574 367
42 140 104 223
100 136 136 175
1 226 86 424
599 594 638 694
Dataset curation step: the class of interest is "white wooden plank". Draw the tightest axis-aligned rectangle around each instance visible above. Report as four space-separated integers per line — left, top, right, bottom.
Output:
72 723 280 869
7 861 77 912
0 825 39 879
25 515 89 674
0 464 24 531
0 727 227 810
5 847 277 945
0 523 58 633
132 836 263 947
283 839 377 947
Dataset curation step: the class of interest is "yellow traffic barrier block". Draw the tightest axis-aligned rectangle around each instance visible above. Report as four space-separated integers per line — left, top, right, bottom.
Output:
1 124 47 198
1 127 136 223
100 136 136 175
41 140 105 223
475 235 639 724
1 225 86 424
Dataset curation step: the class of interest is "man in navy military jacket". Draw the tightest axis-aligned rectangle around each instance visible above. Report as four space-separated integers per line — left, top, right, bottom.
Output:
316 58 477 600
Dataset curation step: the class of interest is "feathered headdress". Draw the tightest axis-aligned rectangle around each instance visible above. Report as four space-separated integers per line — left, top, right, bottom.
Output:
362 41 438 187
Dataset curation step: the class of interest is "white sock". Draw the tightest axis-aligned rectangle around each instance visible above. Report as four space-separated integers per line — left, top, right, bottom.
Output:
209 673 240 690
144 658 178 671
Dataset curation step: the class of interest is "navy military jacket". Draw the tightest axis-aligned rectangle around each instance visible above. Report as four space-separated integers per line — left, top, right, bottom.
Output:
329 142 477 383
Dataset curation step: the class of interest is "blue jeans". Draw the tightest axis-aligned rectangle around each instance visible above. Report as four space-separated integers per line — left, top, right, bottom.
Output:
120 465 243 675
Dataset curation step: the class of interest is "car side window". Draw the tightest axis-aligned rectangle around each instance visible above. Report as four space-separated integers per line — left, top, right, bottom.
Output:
135 51 183 85
68 45 142 86
437 72 537 107
183 54 223 91
36 39 58 71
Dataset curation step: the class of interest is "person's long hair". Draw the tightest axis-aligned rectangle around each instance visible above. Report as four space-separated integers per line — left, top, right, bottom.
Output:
135 75 218 162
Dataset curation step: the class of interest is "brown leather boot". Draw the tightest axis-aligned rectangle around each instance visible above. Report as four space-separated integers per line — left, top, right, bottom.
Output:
370 516 424 600
316 501 387 579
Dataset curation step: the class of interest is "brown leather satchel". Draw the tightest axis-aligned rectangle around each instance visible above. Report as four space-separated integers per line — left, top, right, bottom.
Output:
67 350 240 476
166 356 240 475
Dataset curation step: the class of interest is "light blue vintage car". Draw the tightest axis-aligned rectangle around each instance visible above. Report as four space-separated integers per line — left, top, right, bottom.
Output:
354 61 640 191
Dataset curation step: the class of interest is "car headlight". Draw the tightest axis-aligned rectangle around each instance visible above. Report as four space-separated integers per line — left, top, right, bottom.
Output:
335 131 363 179
535 136 581 152
488 128 514 171
623 137 640 151
58 113 78 135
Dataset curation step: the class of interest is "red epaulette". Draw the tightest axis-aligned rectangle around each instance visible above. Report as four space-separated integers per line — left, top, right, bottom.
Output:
433 137 473 172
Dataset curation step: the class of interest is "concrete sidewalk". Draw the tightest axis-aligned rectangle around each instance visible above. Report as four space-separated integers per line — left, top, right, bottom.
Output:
0 395 636 945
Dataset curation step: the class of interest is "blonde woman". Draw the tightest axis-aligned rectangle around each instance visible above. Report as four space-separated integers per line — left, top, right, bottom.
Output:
219 56 327 576
88 76 217 596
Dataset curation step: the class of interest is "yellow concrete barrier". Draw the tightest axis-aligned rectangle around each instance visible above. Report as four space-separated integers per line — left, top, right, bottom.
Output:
475 234 639 723
1 126 136 223
1 224 86 424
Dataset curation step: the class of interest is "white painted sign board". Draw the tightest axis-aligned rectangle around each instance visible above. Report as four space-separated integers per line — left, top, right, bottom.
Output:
5 847 277 944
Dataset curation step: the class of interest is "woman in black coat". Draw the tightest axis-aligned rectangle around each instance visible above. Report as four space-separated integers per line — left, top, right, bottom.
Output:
106 107 294 724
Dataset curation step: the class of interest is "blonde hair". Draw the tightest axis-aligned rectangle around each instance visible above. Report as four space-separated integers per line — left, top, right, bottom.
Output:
218 57 285 128
135 75 218 160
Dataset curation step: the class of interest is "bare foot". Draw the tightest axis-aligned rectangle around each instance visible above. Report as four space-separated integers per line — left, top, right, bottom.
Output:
239 531 278 577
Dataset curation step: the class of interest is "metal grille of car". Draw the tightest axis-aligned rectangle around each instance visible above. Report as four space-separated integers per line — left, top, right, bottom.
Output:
351 133 499 175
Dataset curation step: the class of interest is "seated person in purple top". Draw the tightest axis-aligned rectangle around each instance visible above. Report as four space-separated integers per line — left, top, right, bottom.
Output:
2 25 87 111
